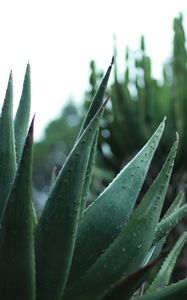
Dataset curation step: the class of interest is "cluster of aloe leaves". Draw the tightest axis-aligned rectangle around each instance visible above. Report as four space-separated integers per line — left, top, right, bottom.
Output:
1 60 187 300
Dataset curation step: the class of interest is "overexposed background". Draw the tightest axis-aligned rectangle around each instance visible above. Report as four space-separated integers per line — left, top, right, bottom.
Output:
0 0 186 140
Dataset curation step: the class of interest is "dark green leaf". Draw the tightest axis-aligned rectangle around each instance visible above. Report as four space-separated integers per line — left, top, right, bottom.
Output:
80 131 99 215
147 232 187 293
77 59 113 217
0 118 35 300
135 278 187 300
0 72 16 217
97 255 165 300
35 101 106 300
77 58 113 139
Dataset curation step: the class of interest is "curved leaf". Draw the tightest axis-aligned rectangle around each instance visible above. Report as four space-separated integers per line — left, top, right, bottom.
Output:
162 190 185 219
68 119 166 284
77 58 113 139
97 255 165 300
153 203 187 245
143 191 186 266
135 278 187 300
64 139 177 300
147 232 187 293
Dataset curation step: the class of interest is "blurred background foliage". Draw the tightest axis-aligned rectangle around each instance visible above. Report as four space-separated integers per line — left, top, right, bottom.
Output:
34 14 187 205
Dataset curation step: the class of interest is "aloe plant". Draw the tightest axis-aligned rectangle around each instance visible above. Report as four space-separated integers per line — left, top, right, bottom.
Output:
0 61 187 300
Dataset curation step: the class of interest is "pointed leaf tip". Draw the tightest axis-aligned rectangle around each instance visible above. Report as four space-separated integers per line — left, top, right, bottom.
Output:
111 56 114 65
9 70 13 80
26 115 35 146
7 71 13 87
99 253 167 300
26 62 31 71
163 116 167 122
25 61 31 75
30 114 35 132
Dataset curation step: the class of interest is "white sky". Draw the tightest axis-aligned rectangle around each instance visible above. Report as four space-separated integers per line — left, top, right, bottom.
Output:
0 0 186 140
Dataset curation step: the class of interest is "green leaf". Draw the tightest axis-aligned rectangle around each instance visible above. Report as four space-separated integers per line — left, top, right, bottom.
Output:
153 203 187 245
14 63 31 164
162 190 185 219
35 101 106 300
147 232 187 293
0 72 16 217
143 191 186 266
68 119 166 284
97 255 165 300
0 118 35 300
135 278 187 300
77 58 113 139
80 131 99 215
77 58 113 216
64 137 177 300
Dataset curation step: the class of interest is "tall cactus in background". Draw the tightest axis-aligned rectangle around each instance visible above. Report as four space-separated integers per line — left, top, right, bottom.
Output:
172 14 187 159
84 14 187 201
33 14 187 203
